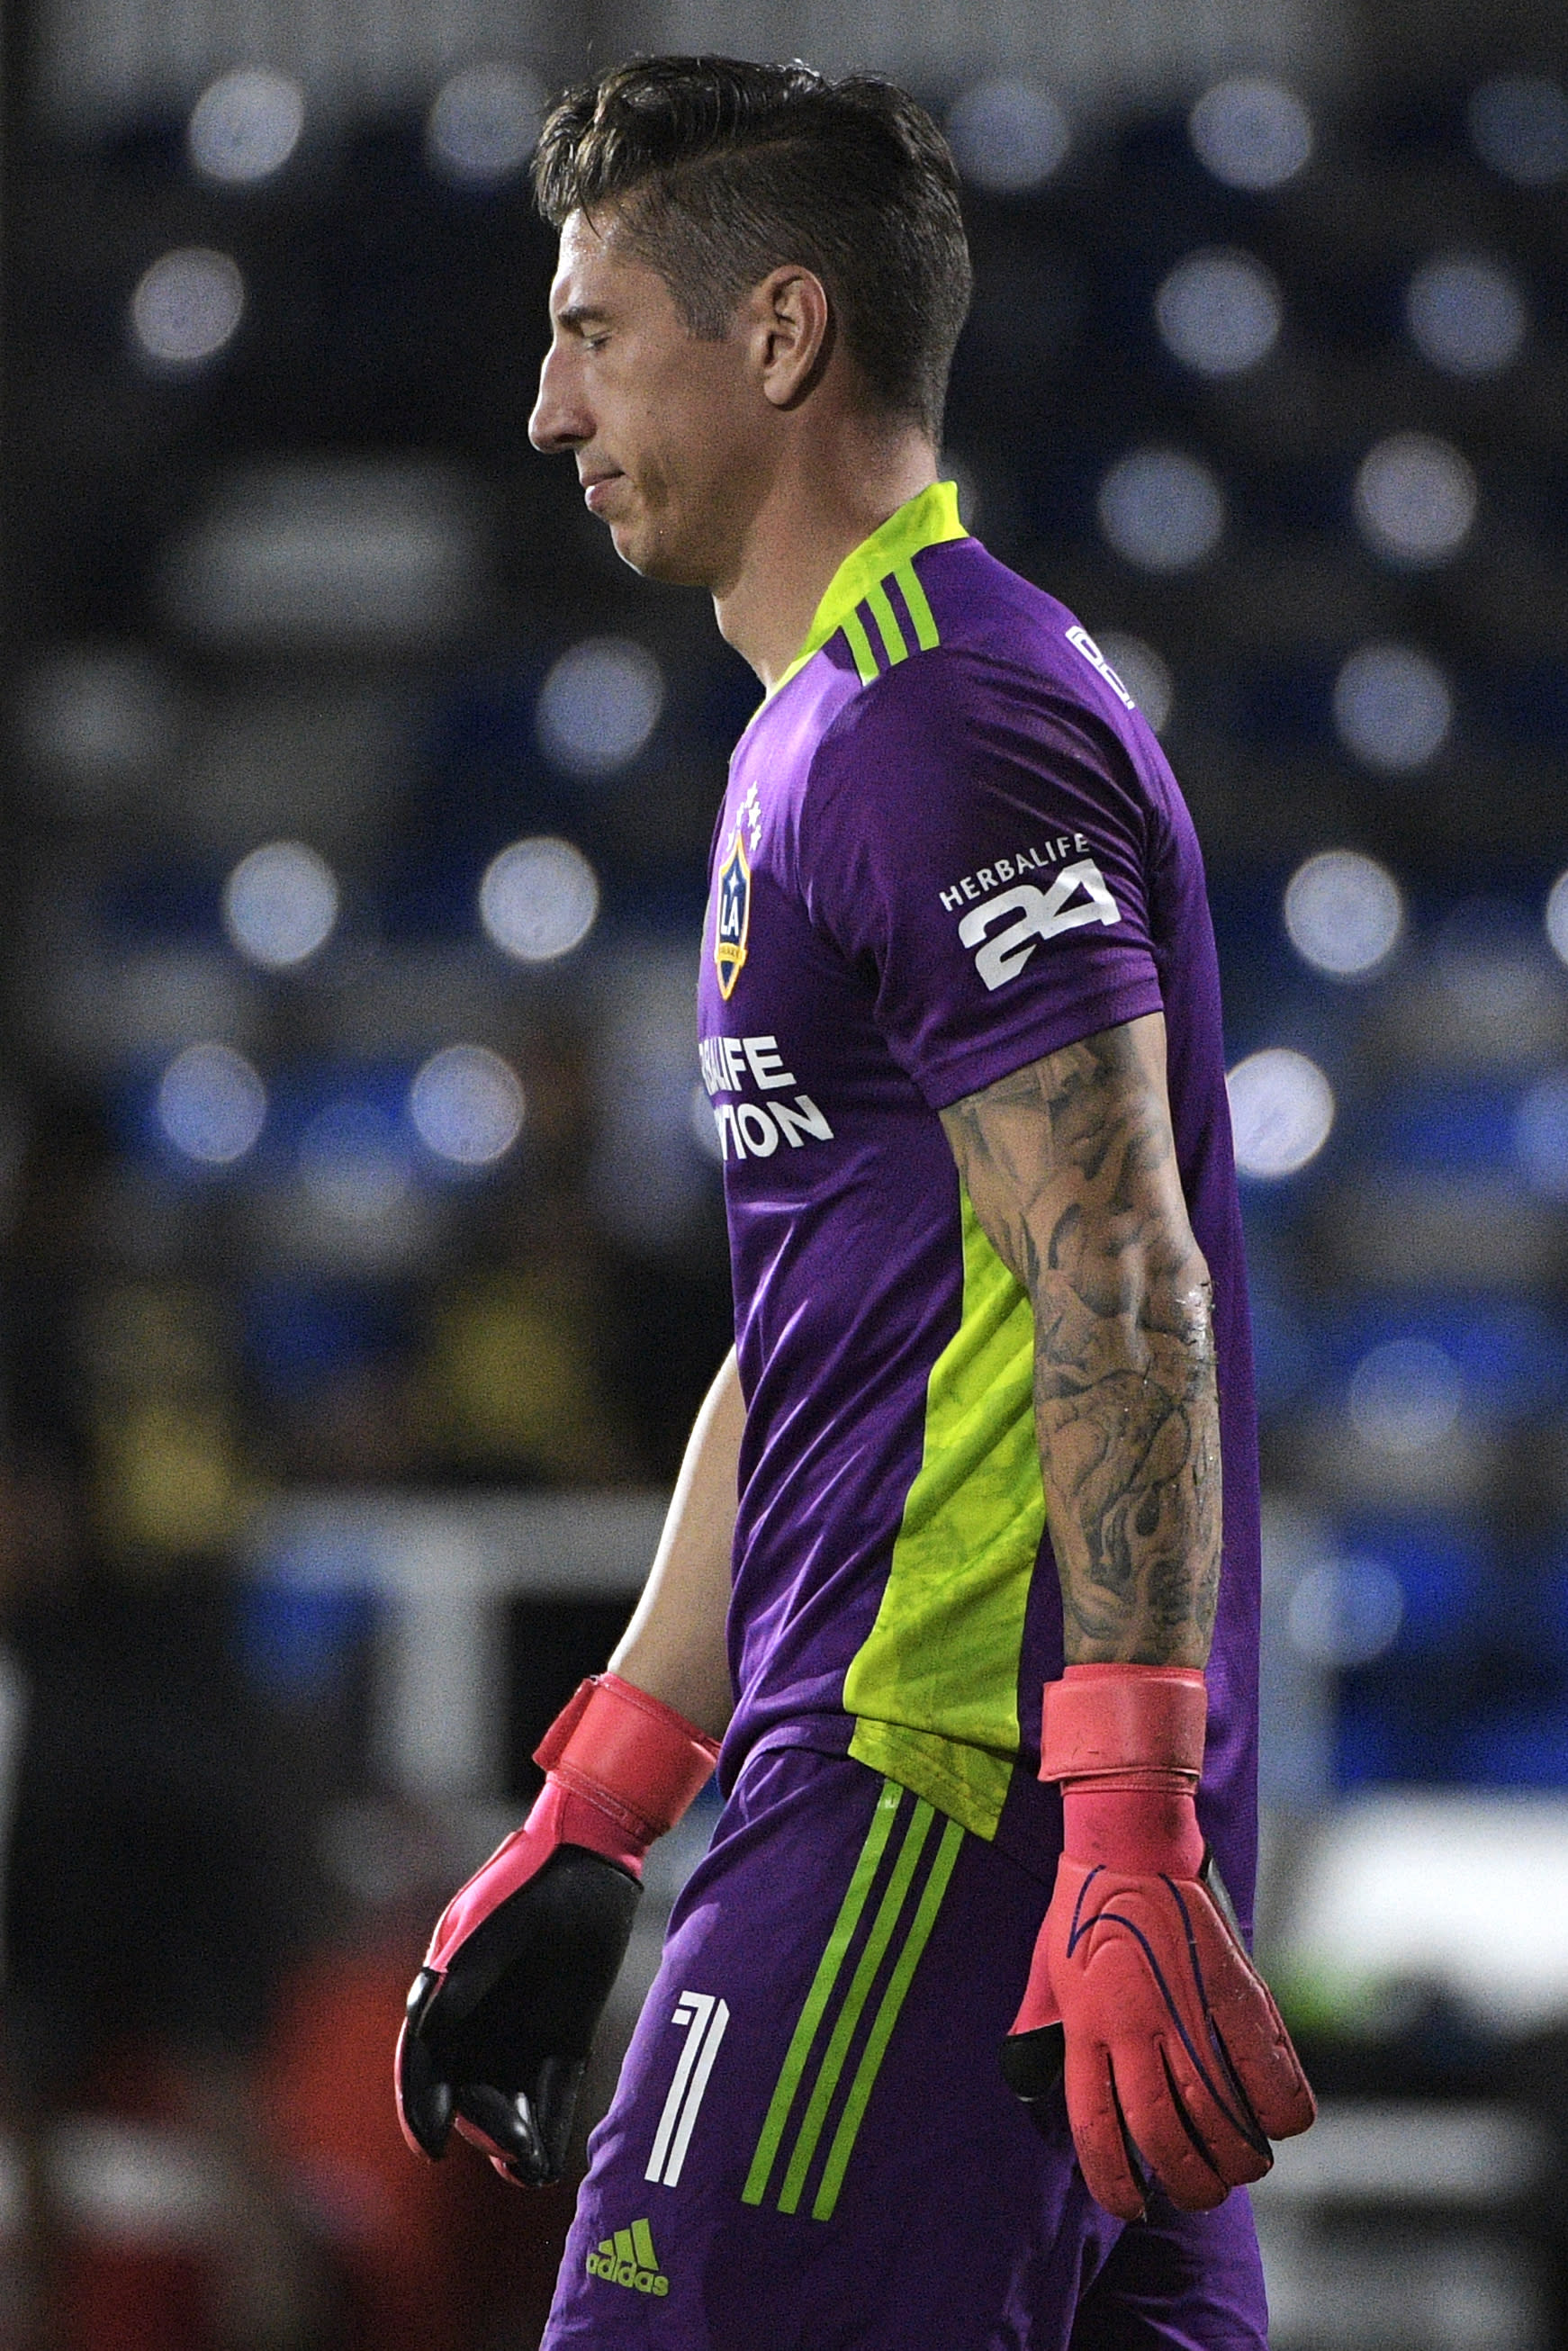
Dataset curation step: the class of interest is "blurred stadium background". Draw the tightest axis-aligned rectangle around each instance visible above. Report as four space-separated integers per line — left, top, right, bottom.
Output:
2 0 1568 2343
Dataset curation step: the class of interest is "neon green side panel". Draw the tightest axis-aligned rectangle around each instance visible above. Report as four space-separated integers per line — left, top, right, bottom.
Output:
843 1190 1044 1840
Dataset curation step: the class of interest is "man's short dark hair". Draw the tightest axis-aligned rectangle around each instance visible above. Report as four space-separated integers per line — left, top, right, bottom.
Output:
533 56 972 443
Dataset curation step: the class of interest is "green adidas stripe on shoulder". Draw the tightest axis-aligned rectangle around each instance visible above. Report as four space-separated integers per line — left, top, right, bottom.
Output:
768 480 963 699
844 575 933 684
839 604 881 688
894 559 940 651
863 578 909 668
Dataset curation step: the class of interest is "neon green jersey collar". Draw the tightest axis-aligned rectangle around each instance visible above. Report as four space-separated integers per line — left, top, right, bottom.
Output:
770 480 967 699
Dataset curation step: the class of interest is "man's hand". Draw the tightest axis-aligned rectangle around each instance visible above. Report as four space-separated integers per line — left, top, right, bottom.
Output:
1002 1665 1314 2218
396 1672 718 2185
1005 1848 1313 2217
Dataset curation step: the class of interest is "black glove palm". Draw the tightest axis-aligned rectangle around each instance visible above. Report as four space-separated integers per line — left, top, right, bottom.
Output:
398 1846 641 2186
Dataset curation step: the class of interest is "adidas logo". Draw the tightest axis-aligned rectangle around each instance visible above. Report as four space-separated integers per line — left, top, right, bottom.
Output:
586 2219 670 2297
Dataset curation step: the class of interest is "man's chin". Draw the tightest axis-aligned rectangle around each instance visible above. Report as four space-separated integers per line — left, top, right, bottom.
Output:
606 520 646 575
606 518 708 589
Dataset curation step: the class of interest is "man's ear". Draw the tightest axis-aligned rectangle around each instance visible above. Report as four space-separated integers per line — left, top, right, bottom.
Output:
748 266 833 410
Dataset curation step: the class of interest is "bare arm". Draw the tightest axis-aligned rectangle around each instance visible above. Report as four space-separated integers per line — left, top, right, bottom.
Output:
608 1347 742 1740
940 1012 1220 1667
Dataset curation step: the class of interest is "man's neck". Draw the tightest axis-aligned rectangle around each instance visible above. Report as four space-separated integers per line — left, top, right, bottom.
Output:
713 429 940 694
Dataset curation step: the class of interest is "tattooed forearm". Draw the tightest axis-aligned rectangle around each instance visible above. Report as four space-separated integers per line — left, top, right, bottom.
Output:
940 1012 1221 1666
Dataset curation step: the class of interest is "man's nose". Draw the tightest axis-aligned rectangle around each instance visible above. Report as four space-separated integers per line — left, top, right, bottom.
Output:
528 342 588 453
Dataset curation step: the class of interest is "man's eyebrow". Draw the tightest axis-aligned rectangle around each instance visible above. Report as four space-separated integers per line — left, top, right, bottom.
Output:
555 302 612 331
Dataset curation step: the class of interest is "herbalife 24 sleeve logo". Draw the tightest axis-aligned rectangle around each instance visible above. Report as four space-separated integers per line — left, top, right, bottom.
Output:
947 851 1123 993
1066 624 1138 708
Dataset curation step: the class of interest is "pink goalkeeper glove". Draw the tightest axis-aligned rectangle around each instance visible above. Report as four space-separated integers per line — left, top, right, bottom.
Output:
1002 1664 1315 2220
396 1672 719 2185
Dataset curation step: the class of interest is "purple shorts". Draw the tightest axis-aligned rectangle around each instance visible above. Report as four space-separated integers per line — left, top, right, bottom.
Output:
542 1747 1268 2350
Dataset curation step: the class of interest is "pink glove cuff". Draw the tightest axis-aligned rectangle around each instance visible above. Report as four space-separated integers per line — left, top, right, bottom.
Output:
420 1678 720 1976
1042 1665 1208 1880
1060 1782 1205 1878
534 1672 721 1850
423 1779 643 1971
1040 1663 1206 1784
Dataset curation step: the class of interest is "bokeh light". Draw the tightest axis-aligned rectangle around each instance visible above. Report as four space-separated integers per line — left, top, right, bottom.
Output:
1155 248 1282 377
1545 869 1568 968
1188 77 1312 191
536 638 664 779
425 62 544 187
1227 1048 1335 1178
1096 448 1225 573
1468 74 1568 186
479 837 599 963
1284 850 1404 979
20 646 177 801
131 248 245 368
188 67 305 185
410 1045 524 1166
1092 633 1174 734
1405 254 1526 379
1333 644 1452 774
1348 1338 1464 1454
223 842 339 969
1287 1557 1404 1667
1354 432 1476 569
1514 1073 1568 1198
158 1042 266 1165
945 79 1069 194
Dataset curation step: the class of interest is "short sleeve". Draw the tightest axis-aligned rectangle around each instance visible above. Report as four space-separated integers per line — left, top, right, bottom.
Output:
798 652 1166 1110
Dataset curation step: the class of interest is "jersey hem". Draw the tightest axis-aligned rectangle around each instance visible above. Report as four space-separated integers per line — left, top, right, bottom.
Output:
847 1718 1014 1842
726 1711 1016 1846
719 1712 854 1797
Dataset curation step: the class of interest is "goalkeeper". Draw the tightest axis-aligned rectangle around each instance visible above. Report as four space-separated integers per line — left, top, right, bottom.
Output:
398 54 1313 2349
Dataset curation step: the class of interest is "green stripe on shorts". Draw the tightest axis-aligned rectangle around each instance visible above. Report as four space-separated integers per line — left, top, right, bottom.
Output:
812 1814 964 2220
776 1799 934 2213
742 1778 902 2207
743 1780 964 2220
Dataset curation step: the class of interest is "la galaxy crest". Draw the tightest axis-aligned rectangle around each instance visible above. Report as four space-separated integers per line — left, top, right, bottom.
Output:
714 828 751 1001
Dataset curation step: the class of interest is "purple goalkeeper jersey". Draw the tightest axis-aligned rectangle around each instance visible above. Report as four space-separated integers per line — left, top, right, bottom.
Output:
696 483 1261 1917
